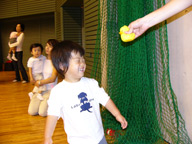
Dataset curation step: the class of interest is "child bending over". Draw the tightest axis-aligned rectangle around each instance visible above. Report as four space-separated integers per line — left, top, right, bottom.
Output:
7 31 18 61
44 40 128 144
27 43 46 100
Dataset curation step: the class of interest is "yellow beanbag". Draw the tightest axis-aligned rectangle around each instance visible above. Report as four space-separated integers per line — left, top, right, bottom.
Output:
119 25 135 42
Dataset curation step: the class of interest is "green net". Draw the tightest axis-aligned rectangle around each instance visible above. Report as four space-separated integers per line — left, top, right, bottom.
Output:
91 0 192 143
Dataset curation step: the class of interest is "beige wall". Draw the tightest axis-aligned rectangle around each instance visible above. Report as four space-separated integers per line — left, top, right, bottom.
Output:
0 0 55 19
63 7 83 45
55 0 67 41
167 5 192 139
83 0 98 77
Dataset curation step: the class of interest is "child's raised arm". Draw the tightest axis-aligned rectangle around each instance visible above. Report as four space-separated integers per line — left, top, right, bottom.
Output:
105 99 128 129
44 115 58 144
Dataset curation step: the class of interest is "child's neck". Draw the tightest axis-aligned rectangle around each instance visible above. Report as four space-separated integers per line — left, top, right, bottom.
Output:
64 77 81 83
33 55 40 58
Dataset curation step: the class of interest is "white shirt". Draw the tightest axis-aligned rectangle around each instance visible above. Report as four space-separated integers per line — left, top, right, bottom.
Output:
8 32 24 52
43 59 58 90
27 55 46 75
48 77 110 144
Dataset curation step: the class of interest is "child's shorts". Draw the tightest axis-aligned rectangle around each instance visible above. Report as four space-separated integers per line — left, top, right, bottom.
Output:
99 136 107 144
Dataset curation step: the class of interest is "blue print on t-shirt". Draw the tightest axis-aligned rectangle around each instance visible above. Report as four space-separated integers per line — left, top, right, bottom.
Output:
78 92 92 113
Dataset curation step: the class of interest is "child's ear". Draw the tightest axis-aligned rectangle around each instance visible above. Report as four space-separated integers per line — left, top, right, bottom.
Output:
59 63 64 71
31 51 33 55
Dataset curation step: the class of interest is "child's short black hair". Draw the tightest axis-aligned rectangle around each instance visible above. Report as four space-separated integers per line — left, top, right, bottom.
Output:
51 40 85 78
30 43 43 53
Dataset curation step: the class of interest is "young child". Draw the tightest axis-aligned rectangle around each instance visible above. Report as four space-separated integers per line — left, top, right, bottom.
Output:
27 43 46 100
44 40 128 144
7 31 18 61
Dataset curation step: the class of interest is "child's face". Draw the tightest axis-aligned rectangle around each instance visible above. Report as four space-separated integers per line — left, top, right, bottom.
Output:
65 51 86 82
31 47 42 58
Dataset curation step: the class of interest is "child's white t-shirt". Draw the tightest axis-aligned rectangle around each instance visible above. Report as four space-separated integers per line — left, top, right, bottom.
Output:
48 77 110 144
27 55 46 75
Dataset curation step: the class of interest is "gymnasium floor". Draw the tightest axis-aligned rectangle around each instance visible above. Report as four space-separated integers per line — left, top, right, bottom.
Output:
0 71 67 144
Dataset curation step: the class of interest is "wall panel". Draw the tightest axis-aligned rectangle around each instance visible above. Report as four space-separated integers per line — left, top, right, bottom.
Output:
18 0 55 16
55 0 67 41
0 1 18 18
63 7 82 45
83 0 98 77
0 0 55 19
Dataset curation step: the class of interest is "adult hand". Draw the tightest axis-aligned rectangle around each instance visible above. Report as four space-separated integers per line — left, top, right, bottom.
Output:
127 18 150 39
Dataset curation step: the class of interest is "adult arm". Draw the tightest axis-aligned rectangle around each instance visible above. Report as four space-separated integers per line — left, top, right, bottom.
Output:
35 67 58 87
8 33 24 47
44 115 58 144
128 0 192 38
105 98 128 129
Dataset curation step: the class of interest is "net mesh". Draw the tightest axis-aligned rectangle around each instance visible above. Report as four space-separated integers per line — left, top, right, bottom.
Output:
91 0 192 143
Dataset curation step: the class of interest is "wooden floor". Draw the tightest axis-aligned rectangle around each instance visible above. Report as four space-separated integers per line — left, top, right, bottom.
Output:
0 71 67 144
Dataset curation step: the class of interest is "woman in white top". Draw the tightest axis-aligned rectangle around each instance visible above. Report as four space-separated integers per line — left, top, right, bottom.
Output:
28 39 59 117
9 23 29 83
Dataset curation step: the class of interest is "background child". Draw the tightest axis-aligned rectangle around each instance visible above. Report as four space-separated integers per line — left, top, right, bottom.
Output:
44 40 128 144
27 43 46 100
7 31 18 61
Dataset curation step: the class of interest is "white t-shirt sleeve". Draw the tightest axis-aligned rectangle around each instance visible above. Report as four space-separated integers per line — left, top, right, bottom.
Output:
89 78 110 106
47 86 62 118
27 57 33 68
40 55 46 61
43 55 46 61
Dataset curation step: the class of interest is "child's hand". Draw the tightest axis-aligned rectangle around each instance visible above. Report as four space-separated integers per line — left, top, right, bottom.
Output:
116 114 128 129
35 80 40 87
30 78 35 84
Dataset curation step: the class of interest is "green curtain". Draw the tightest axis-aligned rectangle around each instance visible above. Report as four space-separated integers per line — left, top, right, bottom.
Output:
91 0 192 143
